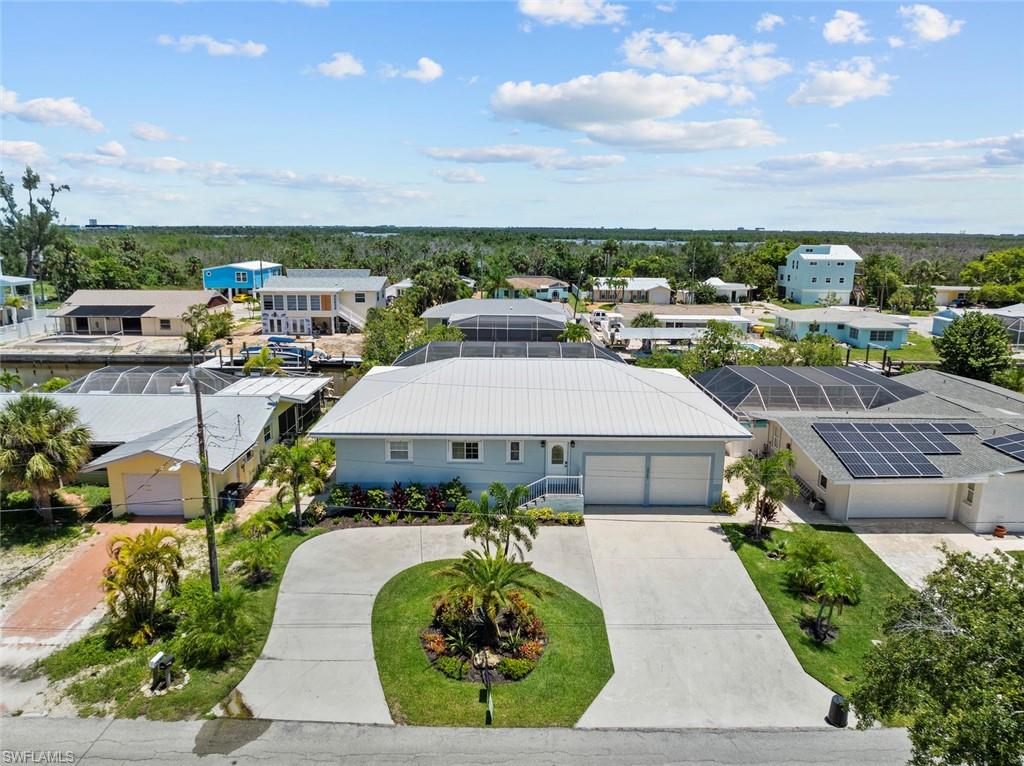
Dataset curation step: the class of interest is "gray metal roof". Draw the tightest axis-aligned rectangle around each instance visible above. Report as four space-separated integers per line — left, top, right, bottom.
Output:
310 358 751 440
51 290 227 318
421 298 565 321
261 273 387 292
215 375 332 403
393 341 622 366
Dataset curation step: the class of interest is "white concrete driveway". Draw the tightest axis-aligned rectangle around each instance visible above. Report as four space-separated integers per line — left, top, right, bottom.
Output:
578 508 835 729
233 525 598 724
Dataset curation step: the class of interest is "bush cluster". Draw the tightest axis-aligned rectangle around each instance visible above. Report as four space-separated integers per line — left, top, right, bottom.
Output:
525 508 584 526
496 657 536 681
327 479 469 514
710 492 738 515
435 655 468 680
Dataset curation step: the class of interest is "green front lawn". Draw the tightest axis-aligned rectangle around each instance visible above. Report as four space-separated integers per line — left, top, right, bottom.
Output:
372 559 613 727
723 524 910 697
1007 550 1024 564
861 332 940 363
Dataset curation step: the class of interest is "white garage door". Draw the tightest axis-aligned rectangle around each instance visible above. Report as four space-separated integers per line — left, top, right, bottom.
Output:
847 483 952 518
649 456 710 506
123 474 184 516
585 455 645 505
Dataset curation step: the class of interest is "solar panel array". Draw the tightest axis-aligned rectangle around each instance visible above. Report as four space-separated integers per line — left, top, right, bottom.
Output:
980 431 1024 463
812 422 970 478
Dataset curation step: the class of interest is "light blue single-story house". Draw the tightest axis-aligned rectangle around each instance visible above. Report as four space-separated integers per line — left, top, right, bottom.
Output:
203 260 283 298
775 308 910 350
309 355 751 509
493 276 570 302
932 303 1024 348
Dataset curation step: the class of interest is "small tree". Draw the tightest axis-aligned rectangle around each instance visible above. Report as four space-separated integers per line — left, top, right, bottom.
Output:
0 167 70 279
810 560 861 641
559 323 591 342
39 376 70 392
265 438 332 524
795 333 843 366
934 311 1012 383
630 311 659 328
723 450 798 539
691 282 718 304
851 548 1023 766
173 580 254 666
888 287 914 315
0 370 21 392
242 347 284 376
0 394 92 524
103 527 184 646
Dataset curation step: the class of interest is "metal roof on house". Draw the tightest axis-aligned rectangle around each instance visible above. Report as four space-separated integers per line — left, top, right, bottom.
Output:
261 273 387 292
309 358 751 440
614 303 740 320
51 290 227 318
215 375 332 403
775 308 910 329
393 341 622 366
592 277 671 291
212 260 282 271
421 298 565 321
787 244 863 262
506 275 569 290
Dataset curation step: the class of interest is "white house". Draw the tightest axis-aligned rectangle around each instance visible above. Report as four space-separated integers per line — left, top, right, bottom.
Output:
591 277 672 304
259 269 388 335
0 256 36 327
776 245 861 305
678 277 754 304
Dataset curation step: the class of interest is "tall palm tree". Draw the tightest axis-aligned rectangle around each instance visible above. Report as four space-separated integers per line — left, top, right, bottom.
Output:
487 482 539 561
630 311 659 328
459 489 498 556
242 347 284 376
103 527 184 646
559 323 590 342
479 259 512 298
437 549 549 642
265 437 332 524
723 450 799 539
811 560 861 641
0 394 92 524
0 370 21 391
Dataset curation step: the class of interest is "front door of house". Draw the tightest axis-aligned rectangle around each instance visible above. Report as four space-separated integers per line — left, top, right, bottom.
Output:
547 441 568 475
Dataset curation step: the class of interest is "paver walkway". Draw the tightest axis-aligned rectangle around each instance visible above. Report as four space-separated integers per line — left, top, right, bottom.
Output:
577 508 835 728
232 525 597 723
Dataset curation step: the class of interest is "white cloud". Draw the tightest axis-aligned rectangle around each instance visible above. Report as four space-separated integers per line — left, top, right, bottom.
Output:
0 139 48 165
622 29 791 83
655 2 675 13
789 58 894 107
490 69 779 152
96 140 126 158
293 0 329 6
823 10 872 44
517 0 626 27
131 122 185 142
0 87 104 132
885 132 1024 166
888 36 905 48
755 13 785 33
316 52 366 79
423 144 626 170
386 56 444 83
63 152 190 174
899 4 964 42
432 168 486 184
157 34 267 57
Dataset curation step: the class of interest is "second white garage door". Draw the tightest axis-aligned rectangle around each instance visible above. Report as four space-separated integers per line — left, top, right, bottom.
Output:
584 454 711 506
123 473 184 516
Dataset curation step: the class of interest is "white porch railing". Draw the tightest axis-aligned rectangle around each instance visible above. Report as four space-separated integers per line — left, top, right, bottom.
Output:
523 475 583 505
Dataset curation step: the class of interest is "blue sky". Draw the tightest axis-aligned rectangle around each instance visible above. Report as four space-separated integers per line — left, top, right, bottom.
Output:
1 1 1021 231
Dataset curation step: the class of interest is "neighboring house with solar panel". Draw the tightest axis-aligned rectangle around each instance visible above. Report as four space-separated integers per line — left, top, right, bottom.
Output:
50 290 230 337
421 298 568 342
0 366 332 518
693 366 1024 532
258 269 388 335
776 245 861 305
774 307 910 350
310 355 750 509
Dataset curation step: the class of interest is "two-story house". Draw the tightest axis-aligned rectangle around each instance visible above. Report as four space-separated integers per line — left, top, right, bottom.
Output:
776 245 861 305
202 260 283 299
259 269 388 335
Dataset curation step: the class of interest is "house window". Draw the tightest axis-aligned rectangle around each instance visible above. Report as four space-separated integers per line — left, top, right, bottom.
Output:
965 483 975 505
839 277 845 284
263 424 272 444
837 262 845 267
869 330 895 342
771 425 780 449
507 440 523 463
235 271 247 284
786 275 791 282
286 295 298 311
296 295 308 311
387 440 412 462
273 295 284 311
355 293 366 303
837 324 845 330
263 296 274 310
849 327 860 339
244 448 253 463
825 277 832 284
818 474 828 490
809 261 818 266
449 441 480 461
811 277 818 283
159 319 171 330
309 295 321 311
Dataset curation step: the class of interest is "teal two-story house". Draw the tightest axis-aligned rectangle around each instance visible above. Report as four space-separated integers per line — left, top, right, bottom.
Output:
775 307 910 350
203 260 283 298
777 245 861 305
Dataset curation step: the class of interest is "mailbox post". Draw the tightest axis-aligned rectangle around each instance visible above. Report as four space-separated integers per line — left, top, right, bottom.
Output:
148 651 175 691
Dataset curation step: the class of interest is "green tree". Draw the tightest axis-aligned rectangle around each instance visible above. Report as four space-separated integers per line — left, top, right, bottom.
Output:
436 550 549 642
412 266 473 309
559 322 591 342
103 527 184 646
44 240 89 300
693 320 742 370
690 282 719 304
38 376 70 392
232 536 279 584
0 394 92 524
181 304 214 359
458 489 499 557
0 370 21 392
0 167 70 278
851 548 1023 766
934 312 1011 383
810 560 862 641
173 580 254 666
722 240 789 296
479 257 512 298
630 311 660 328
461 482 540 561
862 253 903 309
265 438 333 524
794 333 843 366
888 287 914 314
242 347 284 376
723 450 798 539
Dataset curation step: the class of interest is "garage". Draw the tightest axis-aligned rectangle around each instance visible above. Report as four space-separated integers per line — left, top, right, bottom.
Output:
584 454 712 506
123 473 184 516
846 483 953 518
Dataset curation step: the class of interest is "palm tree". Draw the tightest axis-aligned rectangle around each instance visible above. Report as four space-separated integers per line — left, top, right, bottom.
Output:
0 370 21 391
630 311 659 328
487 482 539 560
103 527 184 646
0 394 92 525
265 438 332 524
242 347 284 376
723 450 799 539
559 323 590 342
458 490 499 556
436 549 549 642
479 259 512 298
811 560 861 641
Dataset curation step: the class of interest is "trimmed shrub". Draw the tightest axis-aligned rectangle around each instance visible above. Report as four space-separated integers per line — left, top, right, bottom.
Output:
367 489 388 509
567 512 584 526
556 512 572 526
406 483 427 511
433 593 475 635
518 639 544 661
425 485 446 515
421 629 447 655
496 657 535 681
440 477 469 508
349 484 369 509
390 482 409 511
710 492 738 515
435 655 467 680
328 485 350 507
527 507 554 522
173 581 254 667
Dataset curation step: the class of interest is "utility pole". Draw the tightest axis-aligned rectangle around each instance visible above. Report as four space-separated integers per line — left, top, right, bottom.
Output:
190 367 220 593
